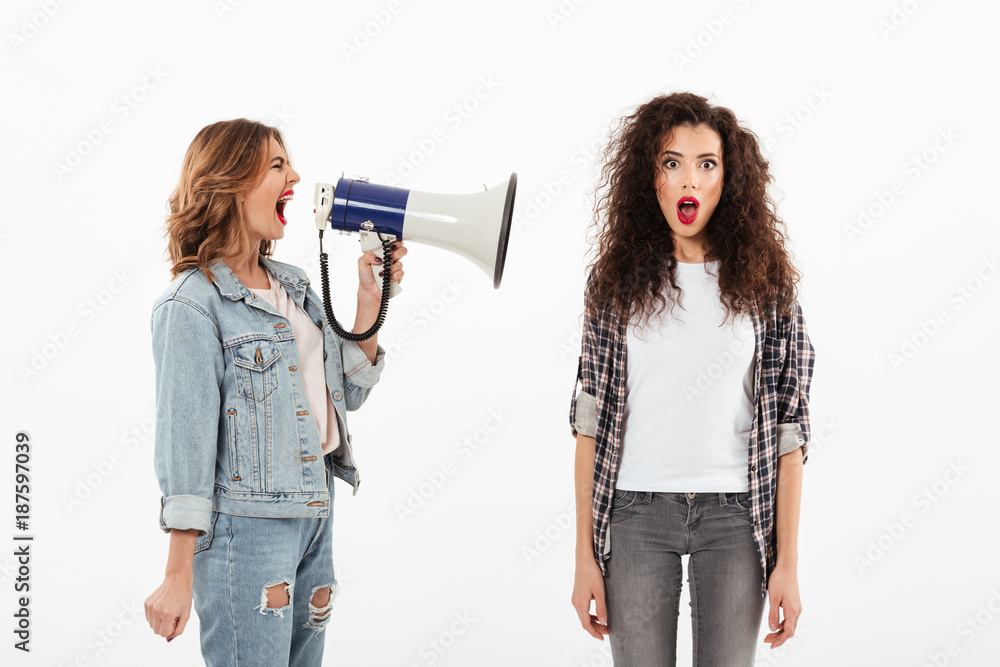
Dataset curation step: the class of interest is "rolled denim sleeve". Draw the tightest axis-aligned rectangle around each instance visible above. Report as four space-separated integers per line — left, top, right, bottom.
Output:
151 298 224 535
775 299 816 464
340 339 386 411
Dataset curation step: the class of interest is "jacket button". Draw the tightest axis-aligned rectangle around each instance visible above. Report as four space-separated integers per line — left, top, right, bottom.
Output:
333 391 343 401
323 353 328 361
751 465 756 472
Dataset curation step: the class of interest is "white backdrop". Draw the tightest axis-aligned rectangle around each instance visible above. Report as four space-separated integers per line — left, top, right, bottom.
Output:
3 0 999 665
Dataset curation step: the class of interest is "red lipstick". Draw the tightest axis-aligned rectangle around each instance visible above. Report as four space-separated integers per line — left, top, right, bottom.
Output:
677 196 699 225
276 190 294 225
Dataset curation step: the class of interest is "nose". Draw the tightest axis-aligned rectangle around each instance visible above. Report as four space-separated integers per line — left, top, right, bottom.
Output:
288 166 300 186
682 169 699 190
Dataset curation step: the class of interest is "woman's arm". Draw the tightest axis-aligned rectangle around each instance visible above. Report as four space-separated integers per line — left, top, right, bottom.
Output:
337 244 407 411
574 434 597 562
775 447 803 569
571 432 610 640
144 528 198 641
570 271 611 639
353 290 383 365
150 298 222 535
353 243 408 364
765 298 813 648
766 446 804 649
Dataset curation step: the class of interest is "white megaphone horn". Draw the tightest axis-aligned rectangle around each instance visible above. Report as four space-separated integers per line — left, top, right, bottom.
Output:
312 173 517 341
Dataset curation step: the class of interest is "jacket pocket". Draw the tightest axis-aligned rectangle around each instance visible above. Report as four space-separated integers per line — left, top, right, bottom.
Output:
226 408 241 482
232 340 280 402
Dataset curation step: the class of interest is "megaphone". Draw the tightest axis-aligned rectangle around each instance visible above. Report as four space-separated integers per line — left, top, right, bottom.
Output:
312 173 517 341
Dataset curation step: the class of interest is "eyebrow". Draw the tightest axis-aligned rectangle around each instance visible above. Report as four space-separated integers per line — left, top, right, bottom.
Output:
271 156 286 165
661 150 720 159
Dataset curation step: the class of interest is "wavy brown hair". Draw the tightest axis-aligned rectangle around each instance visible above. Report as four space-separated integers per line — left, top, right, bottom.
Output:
161 118 289 284
584 92 801 333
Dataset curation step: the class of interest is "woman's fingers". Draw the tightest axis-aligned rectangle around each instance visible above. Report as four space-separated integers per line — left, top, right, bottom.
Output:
152 602 176 638
144 578 192 641
594 588 608 629
145 589 169 636
573 603 597 638
168 609 190 640
572 592 608 640
368 241 406 283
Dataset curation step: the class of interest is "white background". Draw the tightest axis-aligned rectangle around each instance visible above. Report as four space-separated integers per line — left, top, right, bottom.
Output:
2 0 999 665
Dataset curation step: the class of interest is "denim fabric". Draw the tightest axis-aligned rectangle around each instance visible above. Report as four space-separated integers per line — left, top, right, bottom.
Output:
151 254 385 535
604 490 765 667
192 457 338 666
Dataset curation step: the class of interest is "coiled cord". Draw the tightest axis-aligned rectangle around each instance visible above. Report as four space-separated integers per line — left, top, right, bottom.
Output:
318 230 394 342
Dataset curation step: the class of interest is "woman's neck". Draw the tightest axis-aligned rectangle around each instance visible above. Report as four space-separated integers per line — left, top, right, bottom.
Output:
222 253 269 289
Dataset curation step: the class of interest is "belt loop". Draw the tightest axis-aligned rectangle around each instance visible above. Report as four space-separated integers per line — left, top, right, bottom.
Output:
719 492 726 506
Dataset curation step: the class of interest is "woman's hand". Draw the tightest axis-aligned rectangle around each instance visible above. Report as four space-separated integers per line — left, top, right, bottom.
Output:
144 573 193 642
145 527 198 642
357 240 407 310
572 555 610 640
764 563 801 649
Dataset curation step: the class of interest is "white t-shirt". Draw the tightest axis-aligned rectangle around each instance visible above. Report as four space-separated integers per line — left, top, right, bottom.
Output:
249 268 342 456
615 259 755 492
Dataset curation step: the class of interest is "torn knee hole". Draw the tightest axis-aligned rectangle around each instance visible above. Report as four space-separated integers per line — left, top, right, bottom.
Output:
310 586 332 609
255 580 293 617
305 583 338 629
265 582 291 608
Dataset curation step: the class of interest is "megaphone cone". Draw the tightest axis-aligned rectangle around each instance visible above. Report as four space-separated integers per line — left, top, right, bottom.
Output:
316 173 517 289
401 174 516 289
313 173 517 341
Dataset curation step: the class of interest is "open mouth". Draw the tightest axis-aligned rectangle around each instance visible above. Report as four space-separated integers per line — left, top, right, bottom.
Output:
677 196 699 224
276 190 293 224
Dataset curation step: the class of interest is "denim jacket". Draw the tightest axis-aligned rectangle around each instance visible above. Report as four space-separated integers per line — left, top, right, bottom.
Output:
151 254 386 535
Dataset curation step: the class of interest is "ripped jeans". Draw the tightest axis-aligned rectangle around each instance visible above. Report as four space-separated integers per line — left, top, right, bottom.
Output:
192 461 338 666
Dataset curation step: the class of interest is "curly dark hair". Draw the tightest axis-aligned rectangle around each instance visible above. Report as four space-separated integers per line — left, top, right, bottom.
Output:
584 91 802 332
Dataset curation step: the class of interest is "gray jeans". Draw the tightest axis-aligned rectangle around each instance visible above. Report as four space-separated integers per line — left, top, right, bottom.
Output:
604 490 765 667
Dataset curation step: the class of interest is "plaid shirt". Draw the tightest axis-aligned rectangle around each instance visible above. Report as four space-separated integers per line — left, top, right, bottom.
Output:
570 272 815 598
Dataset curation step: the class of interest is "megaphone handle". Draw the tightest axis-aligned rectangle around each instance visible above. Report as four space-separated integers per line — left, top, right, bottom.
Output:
360 230 402 298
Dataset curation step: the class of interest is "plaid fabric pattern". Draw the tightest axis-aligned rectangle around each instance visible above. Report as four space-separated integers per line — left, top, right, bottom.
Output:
570 272 815 598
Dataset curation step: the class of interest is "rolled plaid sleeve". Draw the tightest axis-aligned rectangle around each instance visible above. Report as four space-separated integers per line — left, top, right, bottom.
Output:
570 272 599 439
571 359 598 437
775 299 816 463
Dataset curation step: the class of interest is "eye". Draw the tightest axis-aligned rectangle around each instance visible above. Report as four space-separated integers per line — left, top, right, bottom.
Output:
272 163 282 169
662 159 678 169
700 159 717 169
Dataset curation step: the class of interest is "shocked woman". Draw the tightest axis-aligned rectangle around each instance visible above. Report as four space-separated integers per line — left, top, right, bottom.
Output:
570 92 816 666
